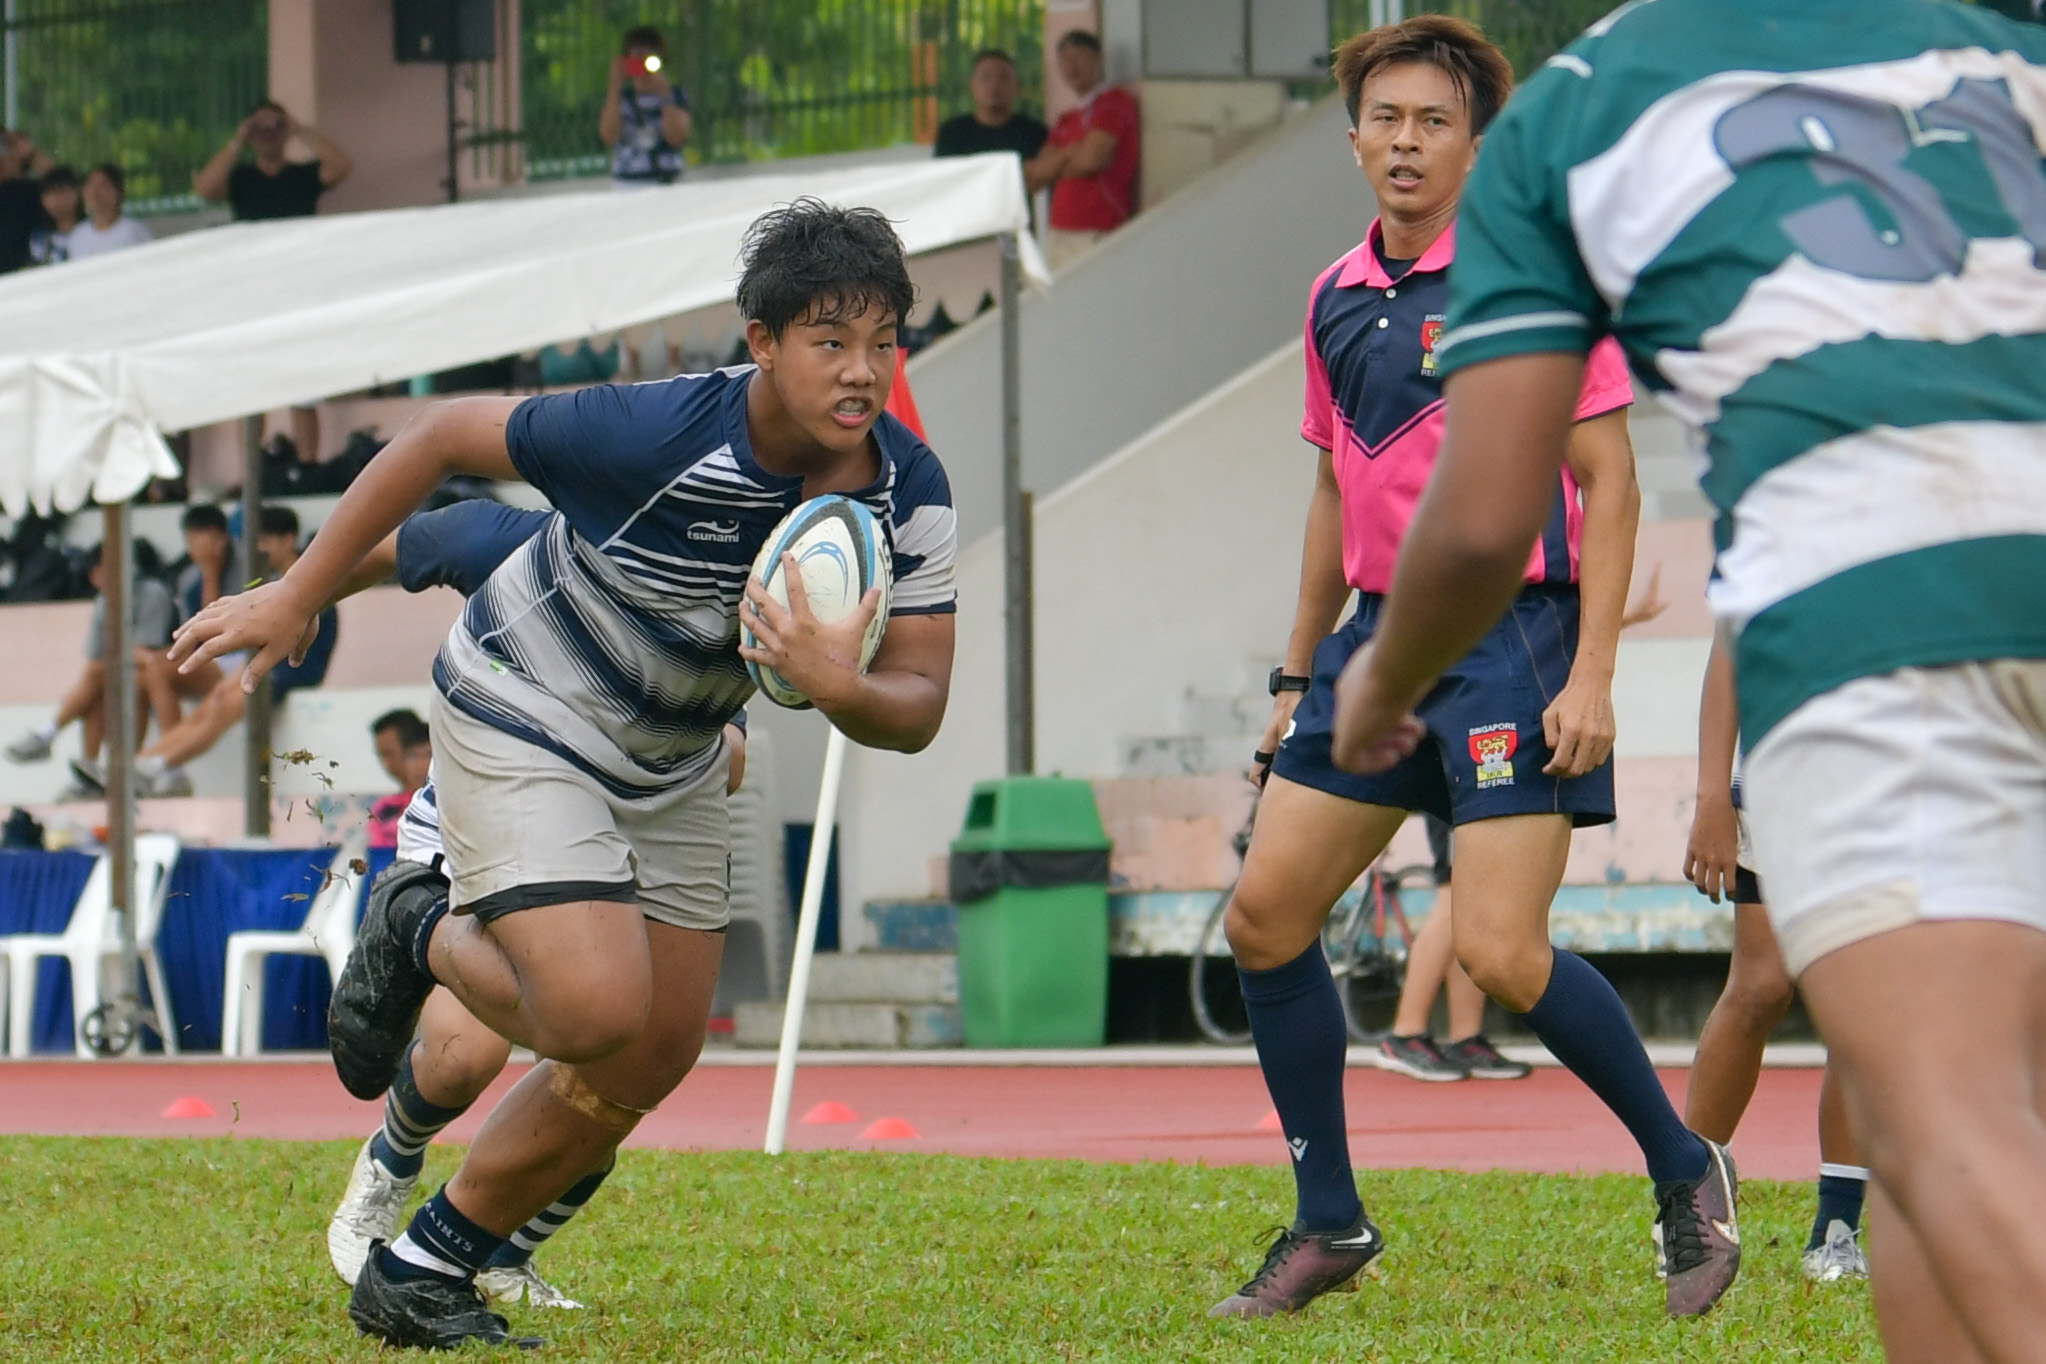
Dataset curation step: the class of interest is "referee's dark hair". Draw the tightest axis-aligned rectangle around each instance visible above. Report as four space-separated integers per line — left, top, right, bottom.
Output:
737 197 916 339
1334 15 1514 134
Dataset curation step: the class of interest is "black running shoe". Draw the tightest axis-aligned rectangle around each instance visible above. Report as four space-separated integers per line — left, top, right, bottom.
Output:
1208 1211 1384 1318
1373 1032 1468 1082
329 860 446 1101
1658 1139 1742 1317
349 1241 543 1350
1441 1034 1533 1080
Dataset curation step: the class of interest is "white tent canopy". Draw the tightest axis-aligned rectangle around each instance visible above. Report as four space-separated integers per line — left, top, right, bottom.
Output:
0 153 1041 516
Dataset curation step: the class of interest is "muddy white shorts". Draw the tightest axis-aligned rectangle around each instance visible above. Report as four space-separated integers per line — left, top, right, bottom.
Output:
1743 660 2046 976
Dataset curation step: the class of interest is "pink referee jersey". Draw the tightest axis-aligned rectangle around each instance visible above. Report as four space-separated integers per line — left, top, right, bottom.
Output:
1302 219 1633 594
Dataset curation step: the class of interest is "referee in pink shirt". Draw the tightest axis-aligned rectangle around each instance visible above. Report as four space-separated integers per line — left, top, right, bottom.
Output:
1208 16 1737 1323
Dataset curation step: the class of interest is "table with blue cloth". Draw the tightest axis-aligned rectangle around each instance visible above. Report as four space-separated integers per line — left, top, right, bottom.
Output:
0 845 396 1054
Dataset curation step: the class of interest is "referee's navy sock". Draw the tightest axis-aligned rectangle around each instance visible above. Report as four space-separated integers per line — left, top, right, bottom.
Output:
1513 950 1708 1185
1240 943 1363 1233
379 1188 505 1286
1808 1164 1870 1249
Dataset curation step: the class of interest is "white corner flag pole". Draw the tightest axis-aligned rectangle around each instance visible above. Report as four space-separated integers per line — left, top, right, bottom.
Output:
765 724 850 1155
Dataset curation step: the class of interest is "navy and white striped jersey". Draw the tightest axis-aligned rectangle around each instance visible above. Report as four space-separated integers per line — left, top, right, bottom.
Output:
433 366 957 799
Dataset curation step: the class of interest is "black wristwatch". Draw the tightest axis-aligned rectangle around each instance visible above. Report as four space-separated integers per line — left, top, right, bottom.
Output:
1268 667 1311 696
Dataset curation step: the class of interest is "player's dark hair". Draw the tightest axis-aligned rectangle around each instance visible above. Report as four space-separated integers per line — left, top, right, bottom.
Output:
86 162 125 199
372 707 431 749
1334 15 1514 134
1057 30 1102 54
621 25 666 54
181 503 228 534
257 504 299 538
971 48 1015 69
737 197 915 339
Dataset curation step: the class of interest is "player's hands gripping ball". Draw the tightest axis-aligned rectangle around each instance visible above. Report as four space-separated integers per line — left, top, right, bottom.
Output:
739 495 893 710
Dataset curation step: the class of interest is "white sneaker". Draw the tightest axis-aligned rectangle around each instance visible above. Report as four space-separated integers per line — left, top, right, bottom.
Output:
327 1136 419 1286
477 1261 586 1310
1801 1219 1870 1283
5 729 52 763
141 766 193 798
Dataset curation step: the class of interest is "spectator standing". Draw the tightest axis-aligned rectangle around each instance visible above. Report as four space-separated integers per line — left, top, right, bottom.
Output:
1040 31 1140 270
936 50 1057 176
30 166 81 264
365 708 432 849
601 26 692 189
0 128 56 274
194 101 353 464
66 164 152 260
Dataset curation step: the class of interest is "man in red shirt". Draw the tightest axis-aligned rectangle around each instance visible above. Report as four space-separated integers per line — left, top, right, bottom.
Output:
1039 31 1139 270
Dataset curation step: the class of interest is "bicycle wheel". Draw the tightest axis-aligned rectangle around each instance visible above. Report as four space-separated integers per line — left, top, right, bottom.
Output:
1190 883 1252 1045
1327 876 1410 1043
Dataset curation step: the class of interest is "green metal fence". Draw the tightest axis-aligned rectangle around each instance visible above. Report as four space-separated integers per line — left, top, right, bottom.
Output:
520 0 1047 179
1 0 266 215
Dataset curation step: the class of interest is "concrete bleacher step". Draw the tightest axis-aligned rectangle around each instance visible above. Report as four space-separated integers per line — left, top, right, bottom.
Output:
732 951 962 1049
1119 733 1264 778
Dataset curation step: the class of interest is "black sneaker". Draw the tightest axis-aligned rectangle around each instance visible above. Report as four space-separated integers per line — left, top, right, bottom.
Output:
1208 1210 1385 1318
329 860 446 1101
349 1241 543 1350
1373 1033 1468 1082
1658 1139 1742 1317
1441 1034 1533 1080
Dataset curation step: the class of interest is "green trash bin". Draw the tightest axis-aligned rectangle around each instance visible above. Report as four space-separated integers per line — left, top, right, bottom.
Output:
949 777 1112 1048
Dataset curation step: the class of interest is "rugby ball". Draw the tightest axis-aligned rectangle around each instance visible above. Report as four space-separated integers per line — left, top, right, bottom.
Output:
743 495 893 709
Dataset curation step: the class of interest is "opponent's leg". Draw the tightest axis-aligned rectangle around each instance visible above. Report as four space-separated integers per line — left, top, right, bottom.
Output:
1379 891 1466 1081
476 1158 613 1309
1210 775 1404 1317
1453 814 1733 1316
350 923 722 1348
1799 920 2046 1364
1684 901 1794 1145
1803 1062 1871 1281
329 988 514 1284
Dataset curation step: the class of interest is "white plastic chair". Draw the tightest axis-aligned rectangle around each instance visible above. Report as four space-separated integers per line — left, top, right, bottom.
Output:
220 829 369 1058
0 833 183 1058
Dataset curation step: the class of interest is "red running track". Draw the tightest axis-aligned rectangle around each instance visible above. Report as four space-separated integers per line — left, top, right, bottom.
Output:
0 1061 1826 1179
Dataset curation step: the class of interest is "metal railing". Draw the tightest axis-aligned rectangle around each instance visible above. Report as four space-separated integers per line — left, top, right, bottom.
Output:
1 0 266 216
519 0 1048 179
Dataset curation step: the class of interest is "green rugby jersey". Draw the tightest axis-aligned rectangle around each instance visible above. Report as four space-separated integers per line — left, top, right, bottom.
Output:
1437 0 2046 743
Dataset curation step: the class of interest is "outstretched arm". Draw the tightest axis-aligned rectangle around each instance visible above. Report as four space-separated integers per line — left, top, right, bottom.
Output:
171 398 522 689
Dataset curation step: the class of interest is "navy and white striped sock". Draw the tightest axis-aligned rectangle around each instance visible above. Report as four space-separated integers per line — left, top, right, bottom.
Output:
486 1161 615 1270
380 1188 505 1286
369 1045 469 1181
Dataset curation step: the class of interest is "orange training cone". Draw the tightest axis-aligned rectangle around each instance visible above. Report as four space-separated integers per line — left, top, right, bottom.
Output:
859 1116 920 1141
162 1096 216 1119
1257 1109 1282 1132
801 1101 860 1125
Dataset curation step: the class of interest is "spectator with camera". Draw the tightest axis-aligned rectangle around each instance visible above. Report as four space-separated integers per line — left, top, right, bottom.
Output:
67 163 152 260
0 127 56 274
601 25 692 188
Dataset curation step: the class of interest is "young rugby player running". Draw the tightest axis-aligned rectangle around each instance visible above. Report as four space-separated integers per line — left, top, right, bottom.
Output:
1330 3 2046 1358
1213 18 1739 1321
314 499 748 1310
1682 634 1869 1285
174 200 958 1350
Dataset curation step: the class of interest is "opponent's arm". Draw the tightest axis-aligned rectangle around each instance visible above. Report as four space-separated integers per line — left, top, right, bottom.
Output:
1256 446 1349 771
1541 406 1638 777
1331 352 1583 772
171 397 522 688
1685 632 1741 903
737 568 955 753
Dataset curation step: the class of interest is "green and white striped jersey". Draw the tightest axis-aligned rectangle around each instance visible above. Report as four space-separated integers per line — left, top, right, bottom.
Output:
1438 0 2046 743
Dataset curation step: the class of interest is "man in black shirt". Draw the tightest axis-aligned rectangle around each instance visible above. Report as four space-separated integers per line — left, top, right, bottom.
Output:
194 100 354 221
935 50 1060 200
0 128 56 274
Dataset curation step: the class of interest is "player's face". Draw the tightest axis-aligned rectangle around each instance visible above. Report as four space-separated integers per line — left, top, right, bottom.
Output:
1348 62 1478 225
751 306 899 458
971 57 1018 118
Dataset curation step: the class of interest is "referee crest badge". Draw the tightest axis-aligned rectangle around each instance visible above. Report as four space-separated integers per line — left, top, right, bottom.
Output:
1420 316 1445 376
1468 723 1517 788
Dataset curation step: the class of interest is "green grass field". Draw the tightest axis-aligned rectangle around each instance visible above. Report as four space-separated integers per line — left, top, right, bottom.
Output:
0 1136 1879 1361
